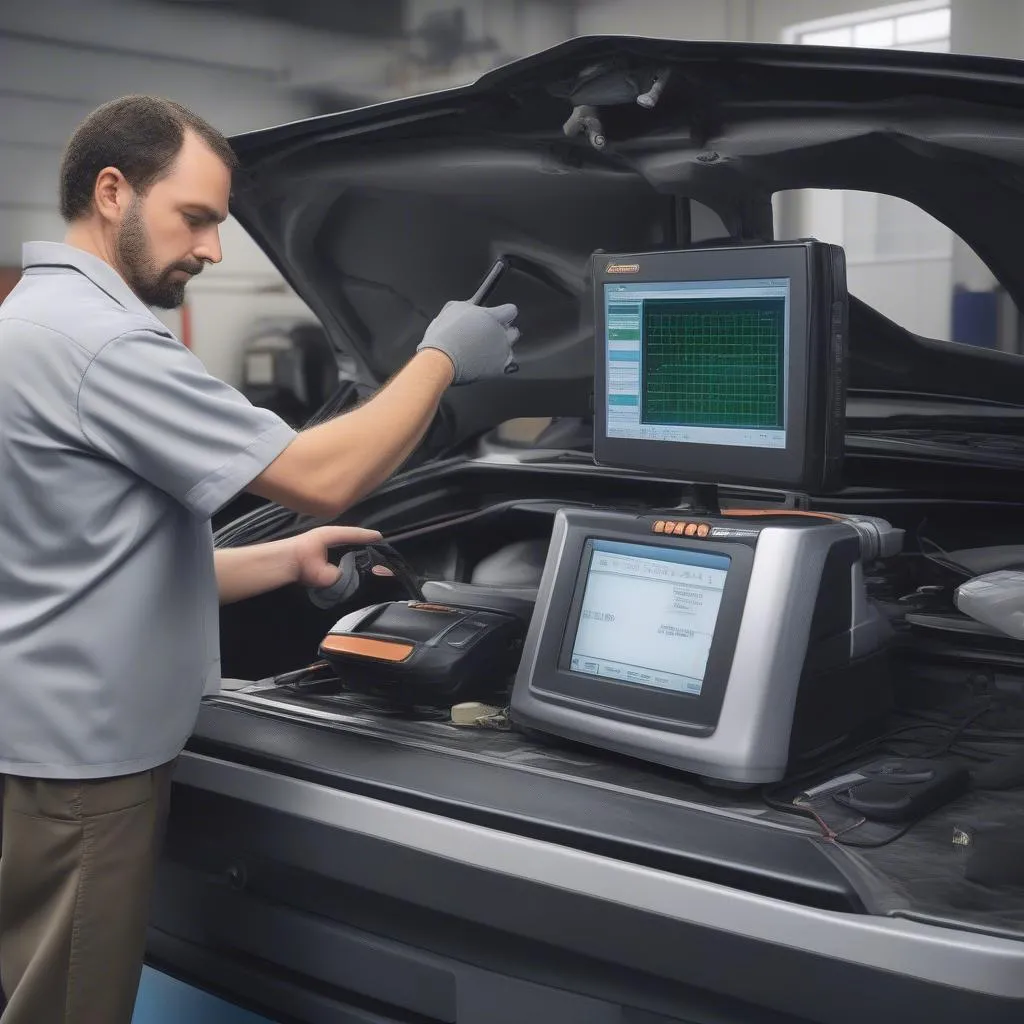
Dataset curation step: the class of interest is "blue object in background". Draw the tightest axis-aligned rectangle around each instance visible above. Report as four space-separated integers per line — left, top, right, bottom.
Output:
133 966 280 1023
951 287 998 348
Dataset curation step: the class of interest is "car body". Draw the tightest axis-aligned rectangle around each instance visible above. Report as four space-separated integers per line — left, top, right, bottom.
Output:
149 36 1024 1024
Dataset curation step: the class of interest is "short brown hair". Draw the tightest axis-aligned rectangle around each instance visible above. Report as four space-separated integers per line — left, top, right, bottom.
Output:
59 95 239 222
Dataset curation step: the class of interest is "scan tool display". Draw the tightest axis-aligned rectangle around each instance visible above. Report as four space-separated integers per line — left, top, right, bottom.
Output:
568 541 729 696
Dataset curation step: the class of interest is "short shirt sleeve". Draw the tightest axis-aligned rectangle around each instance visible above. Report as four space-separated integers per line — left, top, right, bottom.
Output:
77 328 297 519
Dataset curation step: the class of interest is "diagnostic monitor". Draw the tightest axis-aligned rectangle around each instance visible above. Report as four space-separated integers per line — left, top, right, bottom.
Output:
594 241 847 492
510 508 898 784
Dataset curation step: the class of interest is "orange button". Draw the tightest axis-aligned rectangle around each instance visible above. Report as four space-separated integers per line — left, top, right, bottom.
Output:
696 523 710 538
684 523 698 536
673 522 686 535
653 521 666 533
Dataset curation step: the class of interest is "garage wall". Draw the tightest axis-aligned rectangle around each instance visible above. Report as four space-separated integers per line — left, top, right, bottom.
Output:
575 0 731 39
0 0 374 384
574 0 919 44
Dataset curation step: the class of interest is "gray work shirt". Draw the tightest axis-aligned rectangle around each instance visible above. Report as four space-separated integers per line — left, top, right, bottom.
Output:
0 242 297 778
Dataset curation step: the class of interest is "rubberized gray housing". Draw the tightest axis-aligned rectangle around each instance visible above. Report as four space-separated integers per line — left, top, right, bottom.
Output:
511 508 885 784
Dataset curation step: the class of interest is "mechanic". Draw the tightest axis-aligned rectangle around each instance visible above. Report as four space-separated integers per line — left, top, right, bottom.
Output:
0 95 519 1024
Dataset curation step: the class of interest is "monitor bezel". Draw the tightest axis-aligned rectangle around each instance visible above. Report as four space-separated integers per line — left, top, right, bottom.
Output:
530 522 755 735
593 243 818 489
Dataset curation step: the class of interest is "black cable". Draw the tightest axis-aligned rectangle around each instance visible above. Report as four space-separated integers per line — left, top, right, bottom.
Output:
901 710 1024 742
272 661 336 689
779 720 962 792
763 705 997 821
828 821 920 850
763 790 920 849
762 790 820 820
373 497 600 546
361 542 425 602
213 382 371 549
915 519 975 580
940 744 997 763
911 699 994 758
221 495 597 559
214 503 307 548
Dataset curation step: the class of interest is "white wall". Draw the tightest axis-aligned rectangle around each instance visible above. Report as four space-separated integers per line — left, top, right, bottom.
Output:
0 210 66 267
785 188 954 340
576 0 920 44
949 0 1023 300
848 261 953 340
951 0 1024 57
576 0 730 40
155 218 316 385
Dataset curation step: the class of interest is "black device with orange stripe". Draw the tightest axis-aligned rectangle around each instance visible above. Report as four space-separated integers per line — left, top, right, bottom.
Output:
318 599 525 706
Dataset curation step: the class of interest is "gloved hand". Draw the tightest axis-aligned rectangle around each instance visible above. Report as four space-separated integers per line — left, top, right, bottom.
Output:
416 300 519 385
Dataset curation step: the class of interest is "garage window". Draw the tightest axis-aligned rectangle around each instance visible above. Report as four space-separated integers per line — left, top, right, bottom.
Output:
782 1 950 54
773 188 1020 354
773 5 1021 351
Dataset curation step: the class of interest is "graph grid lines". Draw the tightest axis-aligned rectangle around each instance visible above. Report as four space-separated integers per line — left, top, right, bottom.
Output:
641 298 784 428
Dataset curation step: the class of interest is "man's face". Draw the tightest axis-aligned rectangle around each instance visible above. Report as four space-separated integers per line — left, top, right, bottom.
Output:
115 131 230 309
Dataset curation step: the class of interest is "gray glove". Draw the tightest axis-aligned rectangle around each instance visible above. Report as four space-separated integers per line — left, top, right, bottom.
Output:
417 300 520 385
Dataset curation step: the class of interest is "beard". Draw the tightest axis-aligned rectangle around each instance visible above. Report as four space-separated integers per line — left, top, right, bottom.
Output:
115 198 203 309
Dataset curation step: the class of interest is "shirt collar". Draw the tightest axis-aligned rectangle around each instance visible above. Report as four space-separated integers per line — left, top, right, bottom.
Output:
21 241 157 321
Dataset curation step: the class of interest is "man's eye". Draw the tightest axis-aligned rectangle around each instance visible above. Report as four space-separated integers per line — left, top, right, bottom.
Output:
184 214 202 227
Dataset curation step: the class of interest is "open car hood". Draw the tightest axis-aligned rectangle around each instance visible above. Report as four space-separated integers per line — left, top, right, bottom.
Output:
228 35 1024 452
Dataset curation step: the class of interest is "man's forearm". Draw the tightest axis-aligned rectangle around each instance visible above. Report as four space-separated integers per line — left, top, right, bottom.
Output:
214 540 298 605
304 348 454 506
249 348 454 517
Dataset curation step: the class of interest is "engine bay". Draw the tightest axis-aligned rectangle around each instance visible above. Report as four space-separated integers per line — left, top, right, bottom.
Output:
208 241 1024 943
220 488 1024 745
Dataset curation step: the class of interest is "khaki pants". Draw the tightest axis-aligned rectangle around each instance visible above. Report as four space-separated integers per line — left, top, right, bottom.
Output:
0 762 174 1024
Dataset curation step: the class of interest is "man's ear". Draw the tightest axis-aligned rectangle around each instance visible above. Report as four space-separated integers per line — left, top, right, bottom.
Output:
93 166 130 224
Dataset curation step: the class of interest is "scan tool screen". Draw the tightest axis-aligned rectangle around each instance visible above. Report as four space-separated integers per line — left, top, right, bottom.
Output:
604 277 789 450
568 540 730 696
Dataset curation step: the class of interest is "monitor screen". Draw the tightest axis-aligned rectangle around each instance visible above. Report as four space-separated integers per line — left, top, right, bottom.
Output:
605 277 789 451
568 540 730 696
592 242 846 493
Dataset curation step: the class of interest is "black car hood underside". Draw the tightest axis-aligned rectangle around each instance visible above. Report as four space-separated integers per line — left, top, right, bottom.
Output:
227 36 1024 449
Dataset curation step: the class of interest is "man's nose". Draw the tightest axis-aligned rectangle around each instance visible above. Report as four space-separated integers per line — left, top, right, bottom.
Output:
194 227 223 265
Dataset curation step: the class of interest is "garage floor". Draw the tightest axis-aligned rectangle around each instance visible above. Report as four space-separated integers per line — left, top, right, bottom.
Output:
133 967 278 1023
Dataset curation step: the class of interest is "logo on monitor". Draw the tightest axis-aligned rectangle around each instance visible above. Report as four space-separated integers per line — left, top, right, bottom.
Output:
605 262 640 274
